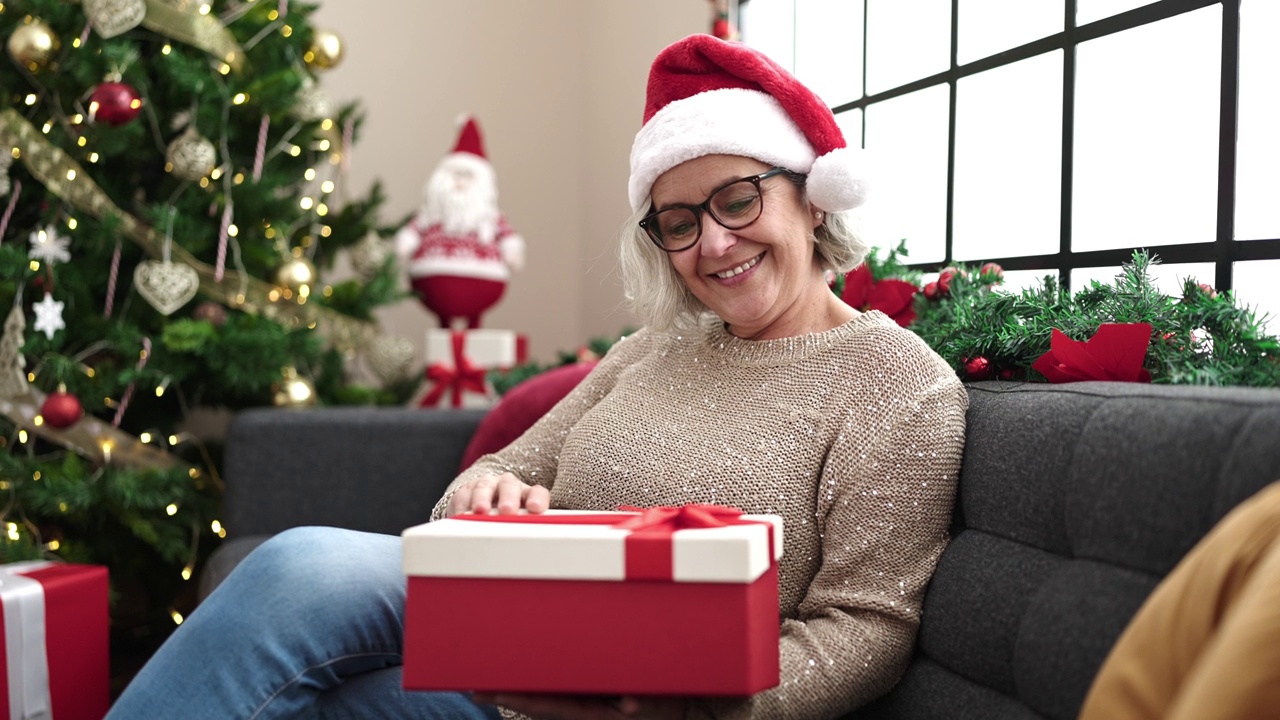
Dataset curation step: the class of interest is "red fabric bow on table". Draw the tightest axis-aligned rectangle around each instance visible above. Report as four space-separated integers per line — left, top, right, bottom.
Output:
841 263 919 327
454 504 774 581
420 331 488 408
1032 323 1153 383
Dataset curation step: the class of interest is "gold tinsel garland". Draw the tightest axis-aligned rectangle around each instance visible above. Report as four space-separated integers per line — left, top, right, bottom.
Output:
0 108 375 349
140 0 246 72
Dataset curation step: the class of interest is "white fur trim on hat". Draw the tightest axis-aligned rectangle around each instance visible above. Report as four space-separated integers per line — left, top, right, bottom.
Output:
628 88 815 211
807 147 870 212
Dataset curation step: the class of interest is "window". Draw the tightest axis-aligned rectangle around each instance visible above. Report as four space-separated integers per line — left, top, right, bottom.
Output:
740 0 1280 328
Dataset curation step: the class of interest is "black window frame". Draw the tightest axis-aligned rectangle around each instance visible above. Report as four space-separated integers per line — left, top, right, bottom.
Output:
741 0 1280 293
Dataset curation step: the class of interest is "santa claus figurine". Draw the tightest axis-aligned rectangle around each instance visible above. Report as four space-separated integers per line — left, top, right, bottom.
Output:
395 116 525 328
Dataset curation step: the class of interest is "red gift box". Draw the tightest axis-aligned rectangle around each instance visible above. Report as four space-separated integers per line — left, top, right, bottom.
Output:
401 506 782 696
0 562 109 720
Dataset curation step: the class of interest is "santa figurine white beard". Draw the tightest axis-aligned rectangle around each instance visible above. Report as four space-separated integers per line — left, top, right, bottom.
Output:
395 151 525 329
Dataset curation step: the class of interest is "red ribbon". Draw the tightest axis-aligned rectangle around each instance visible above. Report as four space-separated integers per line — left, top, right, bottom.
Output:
420 331 489 408
454 504 774 581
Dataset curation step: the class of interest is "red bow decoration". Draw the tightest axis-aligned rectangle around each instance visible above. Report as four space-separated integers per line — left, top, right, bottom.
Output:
420 331 489 407
454 504 774 581
841 263 919 327
1032 323 1153 383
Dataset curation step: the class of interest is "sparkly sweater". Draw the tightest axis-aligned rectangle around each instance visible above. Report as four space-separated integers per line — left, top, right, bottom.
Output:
430 311 968 720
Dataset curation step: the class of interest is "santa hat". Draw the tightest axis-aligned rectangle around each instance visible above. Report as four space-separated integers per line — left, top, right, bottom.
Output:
451 115 487 159
629 34 868 213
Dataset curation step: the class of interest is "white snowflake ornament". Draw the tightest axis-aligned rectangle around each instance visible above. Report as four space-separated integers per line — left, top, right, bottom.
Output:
33 292 65 339
28 225 72 266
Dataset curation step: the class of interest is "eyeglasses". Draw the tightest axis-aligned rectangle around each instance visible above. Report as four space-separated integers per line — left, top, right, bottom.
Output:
639 167 798 252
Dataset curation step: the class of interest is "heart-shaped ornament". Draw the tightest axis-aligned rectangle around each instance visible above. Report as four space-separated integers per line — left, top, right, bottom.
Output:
84 0 147 39
134 260 199 316
367 336 415 384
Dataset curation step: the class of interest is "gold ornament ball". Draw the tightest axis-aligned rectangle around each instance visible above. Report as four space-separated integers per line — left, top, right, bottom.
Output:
305 30 344 70
275 256 319 298
273 366 317 408
8 18 61 73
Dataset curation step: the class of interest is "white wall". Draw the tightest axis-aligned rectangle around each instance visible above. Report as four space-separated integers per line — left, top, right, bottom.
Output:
311 0 707 368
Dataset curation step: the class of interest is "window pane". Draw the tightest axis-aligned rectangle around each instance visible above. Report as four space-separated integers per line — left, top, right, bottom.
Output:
866 0 951 95
1072 262 1215 297
864 85 951 263
1236 0 1280 240
742 0 796 72
958 0 1064 65
998 268 1062 295
1072 7 1221 253
795 0 864 105
954 51 1063 261
1077 0 1157 26
835 109 863 150
1234 260 1280 334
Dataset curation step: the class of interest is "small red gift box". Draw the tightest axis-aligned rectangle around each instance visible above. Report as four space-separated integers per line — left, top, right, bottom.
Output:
421 329 529 409
401 506 782 697
0 562 109 720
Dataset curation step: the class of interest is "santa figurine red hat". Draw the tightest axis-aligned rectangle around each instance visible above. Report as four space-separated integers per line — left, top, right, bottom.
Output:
629 34 868 213
396 115 525 329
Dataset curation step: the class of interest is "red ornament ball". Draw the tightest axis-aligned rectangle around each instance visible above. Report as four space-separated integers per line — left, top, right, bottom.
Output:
923 281 940 300
41 389 84 429
89 81 143 126
963 356 992 381
193 301 227 327
979 262 1005 284
938 267 965 294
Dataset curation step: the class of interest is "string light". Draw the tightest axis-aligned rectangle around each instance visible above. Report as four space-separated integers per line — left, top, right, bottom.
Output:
218 63 231 75
28 260 39 271
76 137 87 147
281 25 293 37
199 177 211 188
180 565 193 580
321 119 334 131
23 94 35 106
315 203 328 217
288 145 301 157
66 169 76 181
66 217 77 229
170 610 184 625
210 167 222 180
299 197 313 210
227 223 239 237
168 434 180 445
32 471 40 481
162 44 172 55
139 432 152 443
88 152 99 163
233 172 245 184
33 415 44 426
232 93 248 105
304 168 316 181
6 523 18 541
320 180 334 193
45 540 59 551
317 139 330 152
72 113 84 124
199 3 211 14
165 503 178 516
188 468 201 479
211 520 222 534
155 377 170 397
319 225 331 237
100 440 113 464
17 430 27 444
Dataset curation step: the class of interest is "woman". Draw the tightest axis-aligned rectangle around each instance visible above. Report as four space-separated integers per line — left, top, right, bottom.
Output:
107 35 967 720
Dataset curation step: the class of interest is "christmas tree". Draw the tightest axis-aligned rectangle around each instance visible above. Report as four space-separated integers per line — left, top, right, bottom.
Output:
0 0 415 646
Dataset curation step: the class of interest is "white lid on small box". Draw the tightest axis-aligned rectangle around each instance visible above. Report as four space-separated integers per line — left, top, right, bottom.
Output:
402 509 783 584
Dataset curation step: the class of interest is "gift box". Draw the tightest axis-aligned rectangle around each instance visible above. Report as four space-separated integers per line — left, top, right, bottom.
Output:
420 329 528 409
401 505 782 696
0 562 109 720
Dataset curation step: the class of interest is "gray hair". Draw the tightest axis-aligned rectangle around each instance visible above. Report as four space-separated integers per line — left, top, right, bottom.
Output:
618 185 869 331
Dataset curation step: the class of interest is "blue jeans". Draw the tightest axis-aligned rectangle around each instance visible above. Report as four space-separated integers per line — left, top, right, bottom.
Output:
107 527 502 720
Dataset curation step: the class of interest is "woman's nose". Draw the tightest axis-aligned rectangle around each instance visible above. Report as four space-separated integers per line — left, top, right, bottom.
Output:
699 219 736 257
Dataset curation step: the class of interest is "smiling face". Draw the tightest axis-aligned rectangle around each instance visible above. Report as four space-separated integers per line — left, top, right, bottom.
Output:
649 155 846 339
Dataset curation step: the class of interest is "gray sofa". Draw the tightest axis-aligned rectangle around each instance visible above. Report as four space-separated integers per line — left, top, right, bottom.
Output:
199 381 1280 720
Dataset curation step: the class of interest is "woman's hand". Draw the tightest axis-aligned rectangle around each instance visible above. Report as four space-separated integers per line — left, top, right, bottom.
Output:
445 472 550 517
472 693 687 720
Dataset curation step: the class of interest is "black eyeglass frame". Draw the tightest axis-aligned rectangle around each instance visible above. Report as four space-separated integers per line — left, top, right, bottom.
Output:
638 167 803 252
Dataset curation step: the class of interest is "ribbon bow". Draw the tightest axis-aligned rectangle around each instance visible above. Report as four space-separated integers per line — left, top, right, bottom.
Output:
454 504 773 581
420 331 488 408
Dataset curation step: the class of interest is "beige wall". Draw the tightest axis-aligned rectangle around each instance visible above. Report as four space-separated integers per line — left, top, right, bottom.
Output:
311 1 706 369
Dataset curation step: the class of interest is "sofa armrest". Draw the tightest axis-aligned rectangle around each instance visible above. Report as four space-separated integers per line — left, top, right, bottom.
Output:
221 407 486 538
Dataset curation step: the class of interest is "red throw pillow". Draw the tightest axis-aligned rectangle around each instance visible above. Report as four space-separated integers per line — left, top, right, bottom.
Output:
458 361 598 472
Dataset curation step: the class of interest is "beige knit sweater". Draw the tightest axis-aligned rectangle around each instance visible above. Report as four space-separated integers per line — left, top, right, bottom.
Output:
429 310 968 720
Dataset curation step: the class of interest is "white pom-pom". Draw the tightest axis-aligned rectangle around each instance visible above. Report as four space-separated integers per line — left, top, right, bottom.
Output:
806 147 870 212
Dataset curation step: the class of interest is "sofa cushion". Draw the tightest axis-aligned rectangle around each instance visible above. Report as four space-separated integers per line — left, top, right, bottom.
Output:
853 381 1280 720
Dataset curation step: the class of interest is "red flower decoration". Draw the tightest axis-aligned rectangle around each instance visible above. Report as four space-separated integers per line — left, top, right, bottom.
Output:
1031 323 1153 383
841 263 918 327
